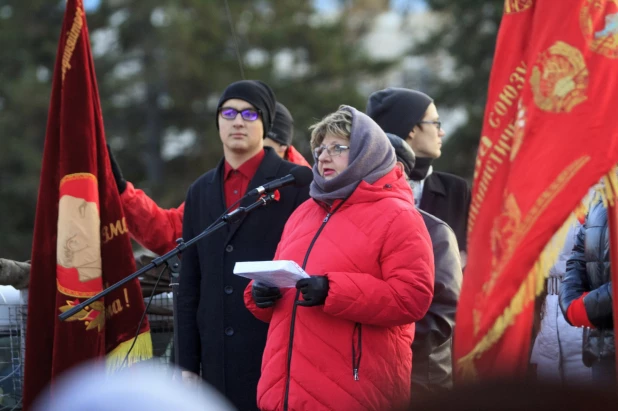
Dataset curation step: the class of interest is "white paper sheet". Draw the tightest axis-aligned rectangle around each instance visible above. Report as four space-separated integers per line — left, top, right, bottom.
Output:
233 260 309 288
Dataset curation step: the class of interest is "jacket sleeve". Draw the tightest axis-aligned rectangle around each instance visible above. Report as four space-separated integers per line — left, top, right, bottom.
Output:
243 280 274 323
412 222 461 392
120 182 184 256
559 222 591 323
176 186 201 374
243 209 303 323
323 208 434 327
583 282 614 328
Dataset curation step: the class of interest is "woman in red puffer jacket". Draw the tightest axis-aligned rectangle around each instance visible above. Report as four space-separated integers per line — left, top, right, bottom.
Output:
244 105 434 411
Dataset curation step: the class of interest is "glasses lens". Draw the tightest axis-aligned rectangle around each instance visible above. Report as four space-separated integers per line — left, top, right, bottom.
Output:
220 108 238 119
241 109 259 121
313 147 323 159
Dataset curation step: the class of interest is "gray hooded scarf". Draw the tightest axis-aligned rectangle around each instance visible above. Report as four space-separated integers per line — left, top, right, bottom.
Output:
310 105 396 204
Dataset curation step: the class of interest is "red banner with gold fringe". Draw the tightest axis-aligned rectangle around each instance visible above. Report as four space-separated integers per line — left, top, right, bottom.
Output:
23 1 151 408
454 0 618 380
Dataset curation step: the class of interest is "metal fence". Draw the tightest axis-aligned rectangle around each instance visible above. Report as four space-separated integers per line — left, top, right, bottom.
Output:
0 305 26 411
0 293 175 410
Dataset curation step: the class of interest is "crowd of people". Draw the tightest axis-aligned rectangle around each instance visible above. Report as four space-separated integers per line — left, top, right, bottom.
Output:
15 78 615 409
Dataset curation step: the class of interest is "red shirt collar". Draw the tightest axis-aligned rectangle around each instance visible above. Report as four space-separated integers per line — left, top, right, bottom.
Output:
224 149 265 181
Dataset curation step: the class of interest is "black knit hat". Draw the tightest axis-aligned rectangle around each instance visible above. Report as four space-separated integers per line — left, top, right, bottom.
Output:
216 80 276 136
366 88 433 140
385 133 416 178
266 102 294 146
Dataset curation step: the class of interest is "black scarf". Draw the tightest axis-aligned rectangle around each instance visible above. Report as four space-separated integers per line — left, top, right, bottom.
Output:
409 157 433 181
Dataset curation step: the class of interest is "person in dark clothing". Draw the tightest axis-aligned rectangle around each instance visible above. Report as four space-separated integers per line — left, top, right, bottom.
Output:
106 102 310 258
262 102 311 167
177 80 310 410
559 199 615 386
387 133 462 395
366 88 470 260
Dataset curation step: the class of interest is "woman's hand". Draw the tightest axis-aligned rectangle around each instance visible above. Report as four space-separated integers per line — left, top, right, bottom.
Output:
252 281 282 308
296 276 329 306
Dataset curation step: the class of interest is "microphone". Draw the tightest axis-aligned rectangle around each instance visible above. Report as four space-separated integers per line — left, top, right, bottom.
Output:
247 166 313 197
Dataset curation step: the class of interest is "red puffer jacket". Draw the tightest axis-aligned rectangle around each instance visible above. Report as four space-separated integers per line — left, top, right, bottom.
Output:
119 148 310 255
120 182 185 256
244 168 434 411
285 145 312 168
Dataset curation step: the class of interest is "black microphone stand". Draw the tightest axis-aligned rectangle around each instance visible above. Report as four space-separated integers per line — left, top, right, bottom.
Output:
58 193 278 361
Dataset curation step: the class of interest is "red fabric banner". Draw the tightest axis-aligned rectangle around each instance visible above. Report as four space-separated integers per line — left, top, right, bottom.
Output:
454 0 618 380
23 1 151 408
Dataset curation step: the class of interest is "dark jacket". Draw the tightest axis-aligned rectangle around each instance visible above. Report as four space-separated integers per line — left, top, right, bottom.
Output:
413 209 462 395
419 171 470 253
177 147 310 410
560 201 614 366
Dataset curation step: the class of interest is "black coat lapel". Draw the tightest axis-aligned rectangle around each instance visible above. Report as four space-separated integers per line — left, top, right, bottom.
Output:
225 148 281 243
419 173 446 211
206 158 227 224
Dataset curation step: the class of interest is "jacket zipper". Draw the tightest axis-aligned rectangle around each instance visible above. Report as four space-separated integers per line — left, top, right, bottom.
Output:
352 323 362 381
283 197 351 411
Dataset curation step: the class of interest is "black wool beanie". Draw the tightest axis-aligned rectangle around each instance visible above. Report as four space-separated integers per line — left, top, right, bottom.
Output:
366 88 433 140
266 102 294 146
216 80 276 136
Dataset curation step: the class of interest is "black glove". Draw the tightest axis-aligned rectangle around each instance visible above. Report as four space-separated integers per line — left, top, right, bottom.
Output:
107 144 127 194
252 282 282 309
296 276 329 307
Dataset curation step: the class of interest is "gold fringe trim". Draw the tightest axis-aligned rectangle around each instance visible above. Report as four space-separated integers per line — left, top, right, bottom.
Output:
106 331 153 372
601 166 618 208
457 165 618 380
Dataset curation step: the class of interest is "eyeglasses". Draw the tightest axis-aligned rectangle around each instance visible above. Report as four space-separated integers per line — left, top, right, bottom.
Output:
313 143 350 160
219 107 261 122
418 120 441 131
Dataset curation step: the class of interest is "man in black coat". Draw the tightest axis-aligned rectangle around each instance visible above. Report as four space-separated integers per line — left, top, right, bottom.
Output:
387 133 462 395
366 88 470 260
177 80 310 410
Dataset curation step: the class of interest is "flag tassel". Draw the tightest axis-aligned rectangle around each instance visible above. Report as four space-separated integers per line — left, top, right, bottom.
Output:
106 331 153 372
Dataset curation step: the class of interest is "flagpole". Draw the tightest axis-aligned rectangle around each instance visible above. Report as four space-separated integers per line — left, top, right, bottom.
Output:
607 201 618 385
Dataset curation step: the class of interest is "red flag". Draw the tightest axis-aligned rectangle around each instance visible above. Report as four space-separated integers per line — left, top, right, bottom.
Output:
454 0 618 380
23 0 152 407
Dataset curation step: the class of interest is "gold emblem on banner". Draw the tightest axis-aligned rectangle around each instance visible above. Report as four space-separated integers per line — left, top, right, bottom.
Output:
580 0 618 58
488 193 522 290
530 41 588 113
59 300 105 332
504 0 533 14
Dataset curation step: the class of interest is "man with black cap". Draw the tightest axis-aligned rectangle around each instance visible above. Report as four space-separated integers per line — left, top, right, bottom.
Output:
367 88 470 259
262 102 311 167
176 80 310 410
386 133 462 396
105 101 310 257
